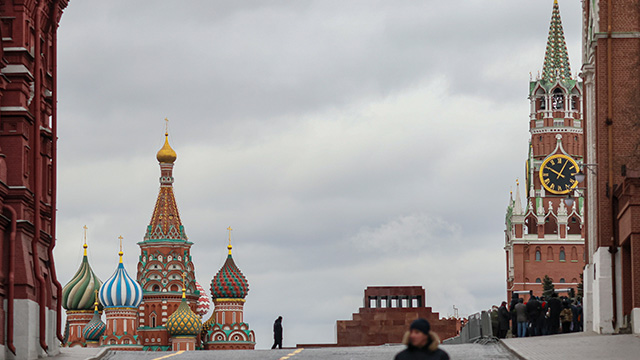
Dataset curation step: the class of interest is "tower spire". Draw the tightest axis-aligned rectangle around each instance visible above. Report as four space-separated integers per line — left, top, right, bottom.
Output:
83 225 88 256
541 0 571 82
227 226 233 255
118 235 124 263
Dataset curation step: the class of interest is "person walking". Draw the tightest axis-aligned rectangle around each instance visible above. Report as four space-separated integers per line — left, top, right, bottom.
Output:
394 319 449 360
271 316 283 349
498 301 510 339
515 298 528 337
560 302 573 334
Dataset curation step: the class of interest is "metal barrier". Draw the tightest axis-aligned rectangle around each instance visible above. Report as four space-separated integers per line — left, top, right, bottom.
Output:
442 310 494 345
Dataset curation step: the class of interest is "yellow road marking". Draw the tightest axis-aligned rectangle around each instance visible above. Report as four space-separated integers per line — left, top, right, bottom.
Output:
152 351 184 360
279 348 304 360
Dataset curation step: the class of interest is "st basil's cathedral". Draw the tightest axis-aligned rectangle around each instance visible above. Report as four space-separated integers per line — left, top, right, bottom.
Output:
60 130 256 351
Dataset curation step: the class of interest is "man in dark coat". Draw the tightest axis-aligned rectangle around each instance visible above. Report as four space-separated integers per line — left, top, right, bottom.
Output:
526 295 541 336
547 293 562 335
509 293 519 337
271 316 283 349
394 319 449 360
498 301 510 339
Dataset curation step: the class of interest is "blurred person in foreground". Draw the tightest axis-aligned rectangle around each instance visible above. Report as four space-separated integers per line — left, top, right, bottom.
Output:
394 319 449 360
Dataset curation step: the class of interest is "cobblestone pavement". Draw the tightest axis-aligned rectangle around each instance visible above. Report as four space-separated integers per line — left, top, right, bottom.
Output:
72 343 515 360
501 331 640 360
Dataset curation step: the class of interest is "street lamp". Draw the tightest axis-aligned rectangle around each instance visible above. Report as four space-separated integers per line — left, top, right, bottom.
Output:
563 164 597 207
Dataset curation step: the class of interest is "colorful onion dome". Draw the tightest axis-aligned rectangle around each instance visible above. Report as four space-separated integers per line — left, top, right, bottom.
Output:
82 294 106 341
98 243 143 308
156 130 177 164
62 242 103 311
196 282 211 318
166 285 202 337
210 241 249 299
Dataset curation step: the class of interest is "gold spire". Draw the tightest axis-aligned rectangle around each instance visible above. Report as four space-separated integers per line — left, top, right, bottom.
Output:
181 272 186 299
156 118 177 164
118 235 124 263
93 289 99 312
83 225 88 257
227 226 233 255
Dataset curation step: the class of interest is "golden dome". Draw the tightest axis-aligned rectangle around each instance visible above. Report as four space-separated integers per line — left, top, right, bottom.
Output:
156 133 177 164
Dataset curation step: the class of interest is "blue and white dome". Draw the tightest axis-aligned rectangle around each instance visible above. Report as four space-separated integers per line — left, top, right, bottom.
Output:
98 249 143 308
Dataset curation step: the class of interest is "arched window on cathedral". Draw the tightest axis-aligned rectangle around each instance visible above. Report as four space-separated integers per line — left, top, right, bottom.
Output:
152 284 160 292
547 246 554 261
535 247 541 261
559 247 566 261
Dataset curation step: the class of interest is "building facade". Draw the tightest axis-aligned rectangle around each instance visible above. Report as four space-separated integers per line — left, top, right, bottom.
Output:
581 0 640 335
505 1 586 300
0 1 69 359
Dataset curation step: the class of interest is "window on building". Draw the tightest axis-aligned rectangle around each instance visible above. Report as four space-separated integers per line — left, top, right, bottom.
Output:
559 248 566 261
559 278 566 283
535 249 541 261
536 278 542 283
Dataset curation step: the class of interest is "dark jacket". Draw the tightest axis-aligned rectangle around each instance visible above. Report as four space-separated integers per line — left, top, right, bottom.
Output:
273 318 283 340
548 297 562 319
526 298 541 323
394 331 450 360
498 305 510 331
515 303 527 322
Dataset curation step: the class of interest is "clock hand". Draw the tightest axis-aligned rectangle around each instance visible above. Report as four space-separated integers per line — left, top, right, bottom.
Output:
558 161 569 179
547 167 565 179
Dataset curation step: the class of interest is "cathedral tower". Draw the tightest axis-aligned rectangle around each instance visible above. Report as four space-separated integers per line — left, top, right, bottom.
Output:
98 238 143 350
61 227 102 347
203 230 255 350
505 0 586 300
136 127 199 350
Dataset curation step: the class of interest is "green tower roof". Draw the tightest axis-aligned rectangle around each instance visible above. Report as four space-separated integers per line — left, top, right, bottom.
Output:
541 0 571 82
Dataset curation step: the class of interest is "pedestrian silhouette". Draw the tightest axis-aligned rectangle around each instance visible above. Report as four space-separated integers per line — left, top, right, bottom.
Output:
271 316 283 349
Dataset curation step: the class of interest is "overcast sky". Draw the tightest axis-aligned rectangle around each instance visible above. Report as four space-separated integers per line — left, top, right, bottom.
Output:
53 0 583 348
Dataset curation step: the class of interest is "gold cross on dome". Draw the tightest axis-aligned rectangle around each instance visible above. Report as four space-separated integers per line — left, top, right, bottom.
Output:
164 117 169 134
227 226 232 246
118 235 123 251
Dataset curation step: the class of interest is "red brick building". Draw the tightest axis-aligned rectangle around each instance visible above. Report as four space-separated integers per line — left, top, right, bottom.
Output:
0 1 69 358
300 286 458 347
581 0 640 335
504 1 585 300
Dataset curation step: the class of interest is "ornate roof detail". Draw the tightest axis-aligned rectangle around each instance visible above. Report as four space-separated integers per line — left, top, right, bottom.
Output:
211 255 249 300
166 283 202 337
99 238 143 308
211 233 249 300
513 180 523 215
144 130 187 242
196 282 211 318
82 292 106 342
541 0 571 82
62 230 103 311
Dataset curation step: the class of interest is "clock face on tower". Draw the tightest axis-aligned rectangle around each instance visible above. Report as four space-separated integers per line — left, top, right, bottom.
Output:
539 154 579 194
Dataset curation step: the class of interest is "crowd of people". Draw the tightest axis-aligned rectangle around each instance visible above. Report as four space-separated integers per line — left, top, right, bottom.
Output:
491 291 583 338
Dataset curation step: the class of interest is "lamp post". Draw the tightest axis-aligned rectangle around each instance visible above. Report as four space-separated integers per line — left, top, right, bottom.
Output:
564 164 597 207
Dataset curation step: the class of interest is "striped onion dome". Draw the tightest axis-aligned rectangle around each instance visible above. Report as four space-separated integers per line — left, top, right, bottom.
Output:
62 243 103 311
202 313 215 332
98 248 143 308
210 243 249 299
195 282 211 318
82 301 106 341
166 288 202 336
